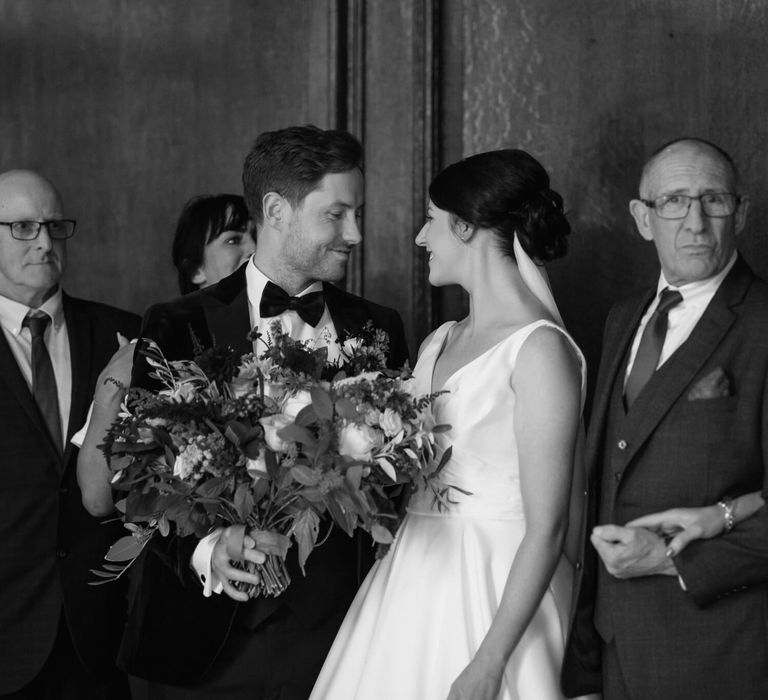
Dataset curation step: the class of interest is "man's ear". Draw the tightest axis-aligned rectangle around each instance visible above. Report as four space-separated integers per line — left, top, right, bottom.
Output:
263 192 289 228
629 199 653 242
734 195 750 236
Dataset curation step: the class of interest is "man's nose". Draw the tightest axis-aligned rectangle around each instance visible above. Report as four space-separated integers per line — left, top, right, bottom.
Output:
683 198 707 232
33 224 55 251
343 215 362 246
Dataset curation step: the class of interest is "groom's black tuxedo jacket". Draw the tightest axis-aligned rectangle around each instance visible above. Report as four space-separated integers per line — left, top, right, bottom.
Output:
562 257 768 698
0 294 140 694
119 263 409 686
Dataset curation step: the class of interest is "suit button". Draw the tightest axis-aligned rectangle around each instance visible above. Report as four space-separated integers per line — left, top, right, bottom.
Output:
575 561 582 571
617 440 627 450
614 472 622 482
56 549 68 558
59 486 69 495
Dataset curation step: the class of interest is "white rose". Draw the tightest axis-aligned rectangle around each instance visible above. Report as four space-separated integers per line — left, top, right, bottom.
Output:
281 389 313 420
379 408 403 437
260 414 293 452
172 443 202 479
246 454 269 480
338 422 384 461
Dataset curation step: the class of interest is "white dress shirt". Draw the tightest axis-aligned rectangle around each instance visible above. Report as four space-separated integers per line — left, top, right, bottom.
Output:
0 288 71 450
624 253 737 385
193 258 340 595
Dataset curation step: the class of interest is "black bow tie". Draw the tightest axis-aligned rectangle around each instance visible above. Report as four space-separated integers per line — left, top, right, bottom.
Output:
259 281 325 327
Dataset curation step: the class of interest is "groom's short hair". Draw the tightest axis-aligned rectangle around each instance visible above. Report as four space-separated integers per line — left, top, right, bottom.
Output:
243 125 363 226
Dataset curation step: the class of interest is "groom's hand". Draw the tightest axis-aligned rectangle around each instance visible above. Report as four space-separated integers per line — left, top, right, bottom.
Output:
211 525 266 602
591 524 677 578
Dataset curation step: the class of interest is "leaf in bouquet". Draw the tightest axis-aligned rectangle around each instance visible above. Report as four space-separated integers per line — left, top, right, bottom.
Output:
334 397 358 421
431 423 452 434
310 385 334 421
434 445 453 474
252 476 269 502
101 563 128 573
290 508 320 575
335 488 366 518
265 449 280 481
344 464 364 490
90 568 121 579
195 476 230 499
325 497 355 536
158 514 171 538
225 421 262 448
278 423 317 450
291 464 321 486
234 482 255 522
371 524 394 545
125 490 162 520
298 487 325 504
295 404 317 427
104 535 146 562
163 445 176 472
376 457 397 482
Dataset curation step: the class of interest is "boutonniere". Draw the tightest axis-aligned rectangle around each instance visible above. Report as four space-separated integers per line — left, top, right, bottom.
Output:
687 367 733 400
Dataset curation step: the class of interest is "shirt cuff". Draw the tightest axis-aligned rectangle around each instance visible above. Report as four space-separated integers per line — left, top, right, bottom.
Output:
191 528 225 596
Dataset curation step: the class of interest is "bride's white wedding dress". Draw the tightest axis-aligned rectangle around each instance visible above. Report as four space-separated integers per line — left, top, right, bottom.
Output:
310 319 586 700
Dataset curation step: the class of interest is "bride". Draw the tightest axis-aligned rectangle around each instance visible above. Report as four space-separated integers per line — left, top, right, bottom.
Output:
310 149 593 700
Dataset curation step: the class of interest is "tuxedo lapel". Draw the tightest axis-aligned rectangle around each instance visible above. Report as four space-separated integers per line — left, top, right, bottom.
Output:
0 323 62 464
200 264 252 355
324 283 368 337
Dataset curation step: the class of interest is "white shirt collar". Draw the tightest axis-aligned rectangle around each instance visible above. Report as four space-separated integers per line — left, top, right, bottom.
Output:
656 252 738 307
245 257 323 311
0 286 65 336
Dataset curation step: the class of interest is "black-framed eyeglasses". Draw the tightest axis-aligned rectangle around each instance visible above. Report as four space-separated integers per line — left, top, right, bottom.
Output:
0 220 77 240
641 193 740 220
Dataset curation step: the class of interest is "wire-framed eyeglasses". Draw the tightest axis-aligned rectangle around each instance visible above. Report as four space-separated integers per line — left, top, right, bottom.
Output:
0 220 77 240
640 193 740 220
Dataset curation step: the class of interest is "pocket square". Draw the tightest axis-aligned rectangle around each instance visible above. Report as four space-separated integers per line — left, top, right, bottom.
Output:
687 367 733 400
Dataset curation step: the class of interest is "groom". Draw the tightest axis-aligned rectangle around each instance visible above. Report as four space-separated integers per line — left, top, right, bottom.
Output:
119 125 409 699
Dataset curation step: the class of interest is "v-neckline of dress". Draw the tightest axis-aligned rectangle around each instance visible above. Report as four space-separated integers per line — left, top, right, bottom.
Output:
429 320 542 395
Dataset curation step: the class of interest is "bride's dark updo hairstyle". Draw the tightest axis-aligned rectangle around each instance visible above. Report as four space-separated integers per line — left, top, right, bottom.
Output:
428 149 570 263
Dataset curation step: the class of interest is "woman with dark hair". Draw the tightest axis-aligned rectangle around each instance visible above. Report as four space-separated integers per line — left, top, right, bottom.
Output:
171 193 255 294
77 194 255 516
312 150 595 700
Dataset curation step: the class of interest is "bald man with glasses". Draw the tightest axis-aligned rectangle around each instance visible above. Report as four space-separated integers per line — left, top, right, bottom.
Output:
0 170 140 699
562 139 768 699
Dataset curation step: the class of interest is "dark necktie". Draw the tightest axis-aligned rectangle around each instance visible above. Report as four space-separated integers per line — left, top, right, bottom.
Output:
624 288 683 408
259 281 325 327
23 312 63 452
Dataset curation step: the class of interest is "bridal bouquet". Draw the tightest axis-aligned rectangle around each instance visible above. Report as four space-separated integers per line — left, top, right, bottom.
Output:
92 322 449 597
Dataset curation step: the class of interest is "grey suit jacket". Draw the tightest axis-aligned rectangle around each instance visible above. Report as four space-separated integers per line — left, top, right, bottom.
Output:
563 257 768 699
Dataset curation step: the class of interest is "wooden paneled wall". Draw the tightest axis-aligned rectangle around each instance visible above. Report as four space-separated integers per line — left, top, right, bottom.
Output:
439 0 768 403
0 0 340 316
3 1 767 374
